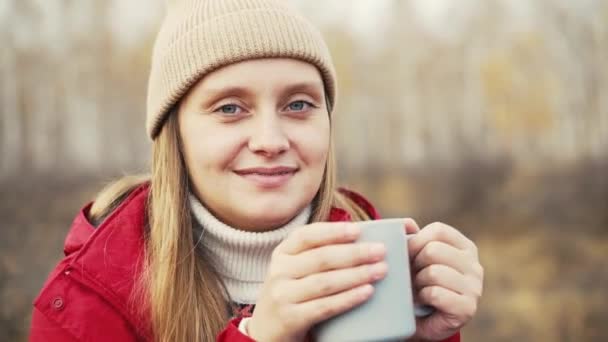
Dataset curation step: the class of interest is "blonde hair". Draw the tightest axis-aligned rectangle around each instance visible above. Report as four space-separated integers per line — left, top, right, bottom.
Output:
89 112 369 341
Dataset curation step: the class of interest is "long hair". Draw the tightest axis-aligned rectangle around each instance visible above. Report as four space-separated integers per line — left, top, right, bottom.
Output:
89 110 370 341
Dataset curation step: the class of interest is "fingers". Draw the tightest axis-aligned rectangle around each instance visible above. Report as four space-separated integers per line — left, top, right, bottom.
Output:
277 222 360 255
417 286 477 323
412 241 479 276
294 284 375 326
408 222 478 260
289 261 388 303
285 242 386 278
414 264 482 297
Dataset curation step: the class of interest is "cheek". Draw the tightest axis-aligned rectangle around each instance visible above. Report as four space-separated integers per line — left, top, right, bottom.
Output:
182 123 245 172
290 120 330 167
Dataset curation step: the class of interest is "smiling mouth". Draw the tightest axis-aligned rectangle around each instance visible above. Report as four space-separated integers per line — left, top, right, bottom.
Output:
233 166 298 176
233 167 298 188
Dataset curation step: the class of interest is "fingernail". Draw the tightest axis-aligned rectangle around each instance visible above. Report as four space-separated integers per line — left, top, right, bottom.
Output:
369 262 388 280
369 243 386 259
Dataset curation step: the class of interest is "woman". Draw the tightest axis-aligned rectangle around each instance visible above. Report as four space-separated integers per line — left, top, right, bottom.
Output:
30 1 483 341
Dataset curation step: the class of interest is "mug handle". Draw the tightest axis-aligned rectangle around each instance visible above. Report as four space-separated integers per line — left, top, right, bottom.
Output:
414 304 435 317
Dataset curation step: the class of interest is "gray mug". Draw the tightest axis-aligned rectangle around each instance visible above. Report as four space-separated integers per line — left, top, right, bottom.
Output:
313 219 433 342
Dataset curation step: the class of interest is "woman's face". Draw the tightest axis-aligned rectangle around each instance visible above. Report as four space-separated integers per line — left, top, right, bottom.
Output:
178 58 330 231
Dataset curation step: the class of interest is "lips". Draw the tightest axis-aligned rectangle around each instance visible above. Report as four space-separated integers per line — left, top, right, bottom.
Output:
233 166 298 188
234 166 298 175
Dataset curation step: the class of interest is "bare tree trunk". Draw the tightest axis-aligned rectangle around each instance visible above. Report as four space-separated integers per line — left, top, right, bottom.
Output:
0 38 21 179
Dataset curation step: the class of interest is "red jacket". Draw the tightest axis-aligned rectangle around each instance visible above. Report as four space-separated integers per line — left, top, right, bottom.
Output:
30 185 460 341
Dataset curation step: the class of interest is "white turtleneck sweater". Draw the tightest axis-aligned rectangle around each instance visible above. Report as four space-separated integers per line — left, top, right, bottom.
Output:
189 194 312 305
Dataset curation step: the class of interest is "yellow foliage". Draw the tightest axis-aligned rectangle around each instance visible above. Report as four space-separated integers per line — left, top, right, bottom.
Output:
481 33 556 137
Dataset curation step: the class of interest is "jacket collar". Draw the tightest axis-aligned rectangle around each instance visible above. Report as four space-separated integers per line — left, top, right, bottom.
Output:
65 185 150 337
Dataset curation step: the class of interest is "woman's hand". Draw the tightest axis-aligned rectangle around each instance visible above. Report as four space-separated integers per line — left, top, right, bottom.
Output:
406 220 484 341
247 222 388 342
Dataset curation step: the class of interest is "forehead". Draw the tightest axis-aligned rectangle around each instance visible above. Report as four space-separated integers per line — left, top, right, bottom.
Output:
194 58 324 93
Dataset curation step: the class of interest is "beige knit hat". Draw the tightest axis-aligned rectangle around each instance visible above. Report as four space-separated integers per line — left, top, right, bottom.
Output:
146 0 338 139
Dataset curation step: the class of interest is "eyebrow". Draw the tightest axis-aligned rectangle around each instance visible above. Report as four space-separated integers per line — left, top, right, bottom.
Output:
201 81 324 106
279 82 324 99
201 86 253 105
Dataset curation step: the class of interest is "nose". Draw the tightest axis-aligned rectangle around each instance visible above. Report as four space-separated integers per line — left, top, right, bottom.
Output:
248 114 289 157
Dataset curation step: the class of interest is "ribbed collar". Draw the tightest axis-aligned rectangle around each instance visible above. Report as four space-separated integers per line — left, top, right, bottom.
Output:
189 194 312 304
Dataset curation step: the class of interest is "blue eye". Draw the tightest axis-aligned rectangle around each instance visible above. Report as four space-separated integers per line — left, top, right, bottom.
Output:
217 104 242 115
287 100 311 112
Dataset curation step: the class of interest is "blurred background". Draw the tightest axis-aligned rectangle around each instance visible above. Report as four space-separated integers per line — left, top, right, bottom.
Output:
1 0 607 341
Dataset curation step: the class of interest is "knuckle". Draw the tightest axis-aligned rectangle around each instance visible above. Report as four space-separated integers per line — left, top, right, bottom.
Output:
435 224 452 239
429 221 443 228
429 221 445 233
428 286 440 301
314 250 332 270
426 286 442 304
318 278 335 295
430 222 459 240
426 265 442 283
423 241 441 260
435 223 450 240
